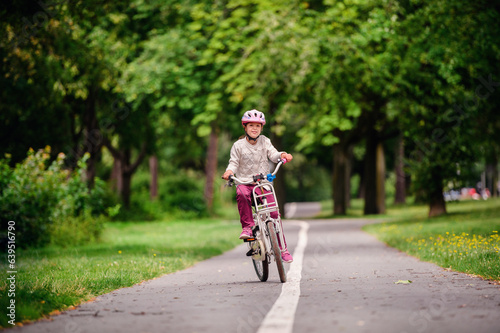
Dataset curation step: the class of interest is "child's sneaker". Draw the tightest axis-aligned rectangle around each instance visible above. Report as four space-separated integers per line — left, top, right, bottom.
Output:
239 227 253 240
281 250 293 263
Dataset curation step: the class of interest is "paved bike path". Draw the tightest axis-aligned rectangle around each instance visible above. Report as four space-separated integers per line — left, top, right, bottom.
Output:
11 219 500 333
11 229 290 333
295 219 500 333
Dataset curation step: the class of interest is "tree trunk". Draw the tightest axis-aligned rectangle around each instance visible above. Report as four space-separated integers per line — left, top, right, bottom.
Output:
364 133 386 215
204 123 218 213
358 169 365 199
122 148 132 208
493 164 499 198
428 169 446 217
83 87 102 188
429 191 446 217
333 143 351 215
394 133 406 204
485 151 498 197
149 155 158 200
85 153 97 189
364 132 378 214
122 171 132 209
496 169 499 198
104 138 147 209
111 157 122 195
375 143 386 214
345 145 353 208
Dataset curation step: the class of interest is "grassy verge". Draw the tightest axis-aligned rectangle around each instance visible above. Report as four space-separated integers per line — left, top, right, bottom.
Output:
363 198 500 281
0 218 241 328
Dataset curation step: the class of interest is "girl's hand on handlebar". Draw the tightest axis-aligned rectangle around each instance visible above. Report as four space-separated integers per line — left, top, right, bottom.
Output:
222 170 234 180
280 153 293 163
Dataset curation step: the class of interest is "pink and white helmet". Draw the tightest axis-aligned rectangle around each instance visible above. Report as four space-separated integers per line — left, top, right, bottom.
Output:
241 109 266 126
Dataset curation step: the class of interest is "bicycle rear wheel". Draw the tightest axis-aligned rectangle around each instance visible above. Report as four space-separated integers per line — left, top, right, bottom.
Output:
267 220 287 283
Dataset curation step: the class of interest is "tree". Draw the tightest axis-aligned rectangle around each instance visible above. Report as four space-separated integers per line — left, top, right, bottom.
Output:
210 0 321 214
295 0 401 215
0 1 83 164
395 0 500 216
123 1 320 213
394 133 406 204
121 2 217 211
0 1 138 185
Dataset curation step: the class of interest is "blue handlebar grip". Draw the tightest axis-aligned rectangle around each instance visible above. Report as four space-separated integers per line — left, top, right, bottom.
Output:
266 173 276 182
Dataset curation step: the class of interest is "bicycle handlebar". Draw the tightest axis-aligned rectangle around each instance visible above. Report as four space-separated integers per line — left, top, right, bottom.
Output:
224 158 287 186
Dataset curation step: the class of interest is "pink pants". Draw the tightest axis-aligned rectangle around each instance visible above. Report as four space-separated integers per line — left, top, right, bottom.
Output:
236 184 288 249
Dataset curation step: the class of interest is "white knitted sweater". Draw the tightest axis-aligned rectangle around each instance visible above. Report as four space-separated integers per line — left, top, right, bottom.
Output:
226 136 283 183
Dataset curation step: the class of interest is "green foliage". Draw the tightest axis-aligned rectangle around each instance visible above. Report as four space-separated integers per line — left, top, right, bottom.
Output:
0 147 113 249
393 0 500 206
160 173 208 216
49 214 106 248
284 153 332 202
296 0 401 152
2 0 500 218
113 168 208 221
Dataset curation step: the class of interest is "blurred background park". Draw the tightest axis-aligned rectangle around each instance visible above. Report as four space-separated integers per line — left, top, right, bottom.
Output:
2 1 500 326
1 0 499 249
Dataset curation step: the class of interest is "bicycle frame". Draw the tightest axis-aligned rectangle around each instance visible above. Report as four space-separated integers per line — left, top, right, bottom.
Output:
225 158 288 264
251 182 286 260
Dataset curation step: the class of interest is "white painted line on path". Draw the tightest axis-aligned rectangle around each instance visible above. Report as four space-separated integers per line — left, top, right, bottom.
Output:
257 220 309 333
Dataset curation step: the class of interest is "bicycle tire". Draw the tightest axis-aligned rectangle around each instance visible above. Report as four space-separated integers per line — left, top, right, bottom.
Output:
267 220 287 283
251 236 268 282
252 255 269 282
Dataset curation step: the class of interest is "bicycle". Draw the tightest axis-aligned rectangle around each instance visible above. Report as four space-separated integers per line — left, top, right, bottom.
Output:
225 158 288 283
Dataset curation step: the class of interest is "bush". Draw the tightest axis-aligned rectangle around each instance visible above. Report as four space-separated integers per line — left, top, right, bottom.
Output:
160 172 208 217
111 168 208 221
0 147 114 249
50 213 105 247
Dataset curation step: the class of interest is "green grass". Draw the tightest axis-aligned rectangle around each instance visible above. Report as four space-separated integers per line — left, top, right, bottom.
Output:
0 218 241 328
363 198 500 281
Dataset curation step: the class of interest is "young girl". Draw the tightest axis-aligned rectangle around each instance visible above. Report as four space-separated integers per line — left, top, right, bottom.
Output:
222 109 294 263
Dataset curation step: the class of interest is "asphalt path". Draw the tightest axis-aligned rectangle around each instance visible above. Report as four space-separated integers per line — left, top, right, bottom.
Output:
11 219 500 333
284 202 321 219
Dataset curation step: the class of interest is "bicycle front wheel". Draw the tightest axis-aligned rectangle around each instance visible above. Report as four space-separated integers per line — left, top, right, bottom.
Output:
252 255 269 282
267 220 287 283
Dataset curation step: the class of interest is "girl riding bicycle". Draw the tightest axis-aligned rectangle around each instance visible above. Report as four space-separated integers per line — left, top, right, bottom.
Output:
222 109 294 263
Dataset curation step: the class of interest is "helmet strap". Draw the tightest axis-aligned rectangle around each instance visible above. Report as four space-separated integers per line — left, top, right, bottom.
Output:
246 133 260 142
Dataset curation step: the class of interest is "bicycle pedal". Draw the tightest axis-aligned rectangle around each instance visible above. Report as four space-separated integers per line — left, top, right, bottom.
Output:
246 249 255 256
243 238 256 242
